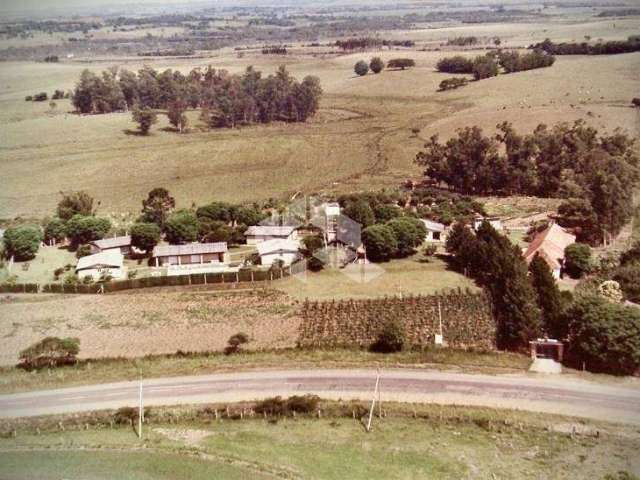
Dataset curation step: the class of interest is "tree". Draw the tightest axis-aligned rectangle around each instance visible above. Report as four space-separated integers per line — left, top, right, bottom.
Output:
370 319 406 353
444 222 477 273
619 241 640 266
343 199 375 228
72 69 99 113
43 218 67 244
130 222 161 253
164 209 198 244
361 224 398 262
386 217 426 256
613 263 640 303
387 58 415 70
167 100 188 132
438 78 468 91
437 56 474 74
632 98 640 108
564 243 592 278
75 244 91 258
557 198 599 244
354 60 369 76
65 215 111 247
224 332 249 355
529 254 565 338
369 57 384 74
132 106 157 135
19 337 80 370
3 225 43 261
472 55 499 80
196 201 234 223
565 295 640 374
141 188 175 227
57 191 95 221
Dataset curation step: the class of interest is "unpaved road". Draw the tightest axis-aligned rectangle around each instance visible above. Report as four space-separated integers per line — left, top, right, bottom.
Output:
1 369 639 424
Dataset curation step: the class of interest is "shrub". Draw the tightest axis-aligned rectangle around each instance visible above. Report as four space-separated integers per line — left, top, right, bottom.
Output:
224 332 249 355
44 217 67 243
254 395 320 416
386 217 426 256
564 243 592 278
436 55 474 74
423 244 437 258
369 56 384 74
3 225 43 261
164 210 198 244
613 263 640 303
354 60 369 76
565 295 640 374
472 55 499 80
18 337 80 370
132 106 158 135
387 58 415 70
57 191 95 221
53 267 65 280
130 222 161 253
75 244 92 258
438 77 468 91
25 95 32 101
361 224 397 262
370 319 406 353
33 92 48 102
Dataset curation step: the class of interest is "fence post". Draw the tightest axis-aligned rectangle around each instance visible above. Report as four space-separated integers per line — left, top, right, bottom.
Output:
236 272 239 283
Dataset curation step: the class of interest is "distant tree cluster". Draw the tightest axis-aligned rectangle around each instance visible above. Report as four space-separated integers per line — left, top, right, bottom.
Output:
436 50 554 79
361 217 426 262
43 55 59 62
354 57 385 76
71 65 322 130
438 77 468 91
416 121 639 244
531 36 640 55
336 37 415 51
446 36 478 46
408 187 486 225
387 58 415 70
24 92 48 102
261 46 287 55
137 48 195 57
498 49 556 72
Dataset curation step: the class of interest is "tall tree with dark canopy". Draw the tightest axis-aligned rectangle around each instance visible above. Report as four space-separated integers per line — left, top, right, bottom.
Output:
141 188 175 228
529 254 565 338
130 222 161 253
164 210 198 244
57 191 95 221
3 225 43 261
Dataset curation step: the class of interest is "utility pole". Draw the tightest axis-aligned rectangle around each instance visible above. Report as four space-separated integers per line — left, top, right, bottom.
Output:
366 369 381 432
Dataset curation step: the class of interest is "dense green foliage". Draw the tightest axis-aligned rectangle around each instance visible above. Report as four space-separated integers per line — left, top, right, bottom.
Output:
141 188 175 227
386 217 426 256
354 60 369 76
43 218 67 243
438 77 468 91
472 55 499 80
416 121 639 244
564 243 592 279
370 319 406 353
436 55 474 74
529 254 565 338
19 337 80 370
498 50 555 72
130 222 161 253
369 56 384 74
57 191 94 221
361 224 398 262
446 222 542 350
437 50 553 78
163 209 198 244
3 225 43 261
65 215 111 247
132 106 158 134
343 199 376 228
531 36 640 55
565 295 640 374
72 65 322 128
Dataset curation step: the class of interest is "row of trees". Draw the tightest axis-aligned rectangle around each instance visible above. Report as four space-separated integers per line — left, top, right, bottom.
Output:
416 121 639 244
336 37 414 50
354 57 415 76
72 65 323 128
531 36 640 55
436 50 554 79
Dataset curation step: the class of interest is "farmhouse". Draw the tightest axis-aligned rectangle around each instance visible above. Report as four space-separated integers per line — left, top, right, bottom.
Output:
75 251 125 281
524 224 576 279
244 225 297 245
152 242 228 267
473 216 503 231
256 239 301 266
421 219 446 242
90 235 132 255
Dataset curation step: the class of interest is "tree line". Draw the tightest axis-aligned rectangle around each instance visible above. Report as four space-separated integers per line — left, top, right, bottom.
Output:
415 121 639 245
336 37 414 50
531 36 640 55
71 65 322 129
436 50 555 79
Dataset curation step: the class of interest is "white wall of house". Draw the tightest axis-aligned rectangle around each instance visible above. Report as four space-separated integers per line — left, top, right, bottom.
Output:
260 251 298 266
425 230 444 242
77 266 125 282
247 232 297 245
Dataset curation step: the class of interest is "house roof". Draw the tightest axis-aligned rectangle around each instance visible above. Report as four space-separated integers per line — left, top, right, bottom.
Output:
524 224 576 270
91 235 131 250
245 225 296 237
76 251 123 271
256 239 300 256
421 219 445 232
152 242 228 258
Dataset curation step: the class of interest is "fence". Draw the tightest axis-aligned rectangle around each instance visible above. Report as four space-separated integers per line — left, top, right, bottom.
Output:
298 291 496 350
0 267 293 295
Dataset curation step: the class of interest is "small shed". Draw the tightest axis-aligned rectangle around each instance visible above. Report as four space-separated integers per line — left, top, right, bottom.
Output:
90 235 132 255
256 239 300 266
244 225 297 245
76 251 125 281
421 219 446 242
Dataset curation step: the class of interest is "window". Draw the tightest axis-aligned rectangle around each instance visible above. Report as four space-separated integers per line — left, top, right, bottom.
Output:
190 254 201 264
433 232 441 241
168 256 178 265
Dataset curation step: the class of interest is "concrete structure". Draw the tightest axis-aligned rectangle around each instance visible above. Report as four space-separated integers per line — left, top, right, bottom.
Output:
473 216 503 231
75 251 125 281
90 235 132 255
152 243 228 269
256 239 300 266
524 224 576 279
529 338 564 374
421 219 446 242
244 225 297 245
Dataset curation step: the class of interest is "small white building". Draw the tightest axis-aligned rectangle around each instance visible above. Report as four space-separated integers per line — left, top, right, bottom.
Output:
76 251 125 281
90 235 132 255
473 216 503 232
256 239 300 266
421 219 446 242
244 225 297 245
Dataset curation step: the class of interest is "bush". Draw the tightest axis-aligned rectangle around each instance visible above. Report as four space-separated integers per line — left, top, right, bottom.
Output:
130 222 161 253
423 244 437 258
354 60 369 76
224 332 249 355
254 395 320 416
132 106 158 135
564 243 592 278
3 225 43 261
438 77 468 91
386 217 426 257
65 214 111 247
613 263 640 303
369 56 384 74
25 95 32 101
164 210 198 244
75 244 92 258
436 55 474 74
387 58 415 70
33 92 48 102
18 337 80 370
472 55 499 80
361 224 398 262
44 217 67 243
370 319 406 353
565 295 640 374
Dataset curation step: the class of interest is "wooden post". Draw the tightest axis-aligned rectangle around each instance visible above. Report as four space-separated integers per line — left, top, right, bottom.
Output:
366 370 381 432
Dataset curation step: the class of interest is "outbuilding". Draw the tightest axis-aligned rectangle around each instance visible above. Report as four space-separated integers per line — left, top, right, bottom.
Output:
90 235 132 255
244 225 297 245
256 239 300 266
421 219 446 242
75 251 125 281
524 223 576 279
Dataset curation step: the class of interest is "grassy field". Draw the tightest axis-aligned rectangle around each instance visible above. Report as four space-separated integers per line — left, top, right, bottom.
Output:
0 347 531 394
0 403 638 479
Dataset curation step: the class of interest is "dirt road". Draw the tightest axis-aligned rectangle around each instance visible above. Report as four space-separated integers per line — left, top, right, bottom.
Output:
1 369 639 424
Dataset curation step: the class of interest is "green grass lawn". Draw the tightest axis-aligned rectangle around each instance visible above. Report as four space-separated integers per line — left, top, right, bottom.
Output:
276 253 477 300
0 408 637 480
3 245 76 284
